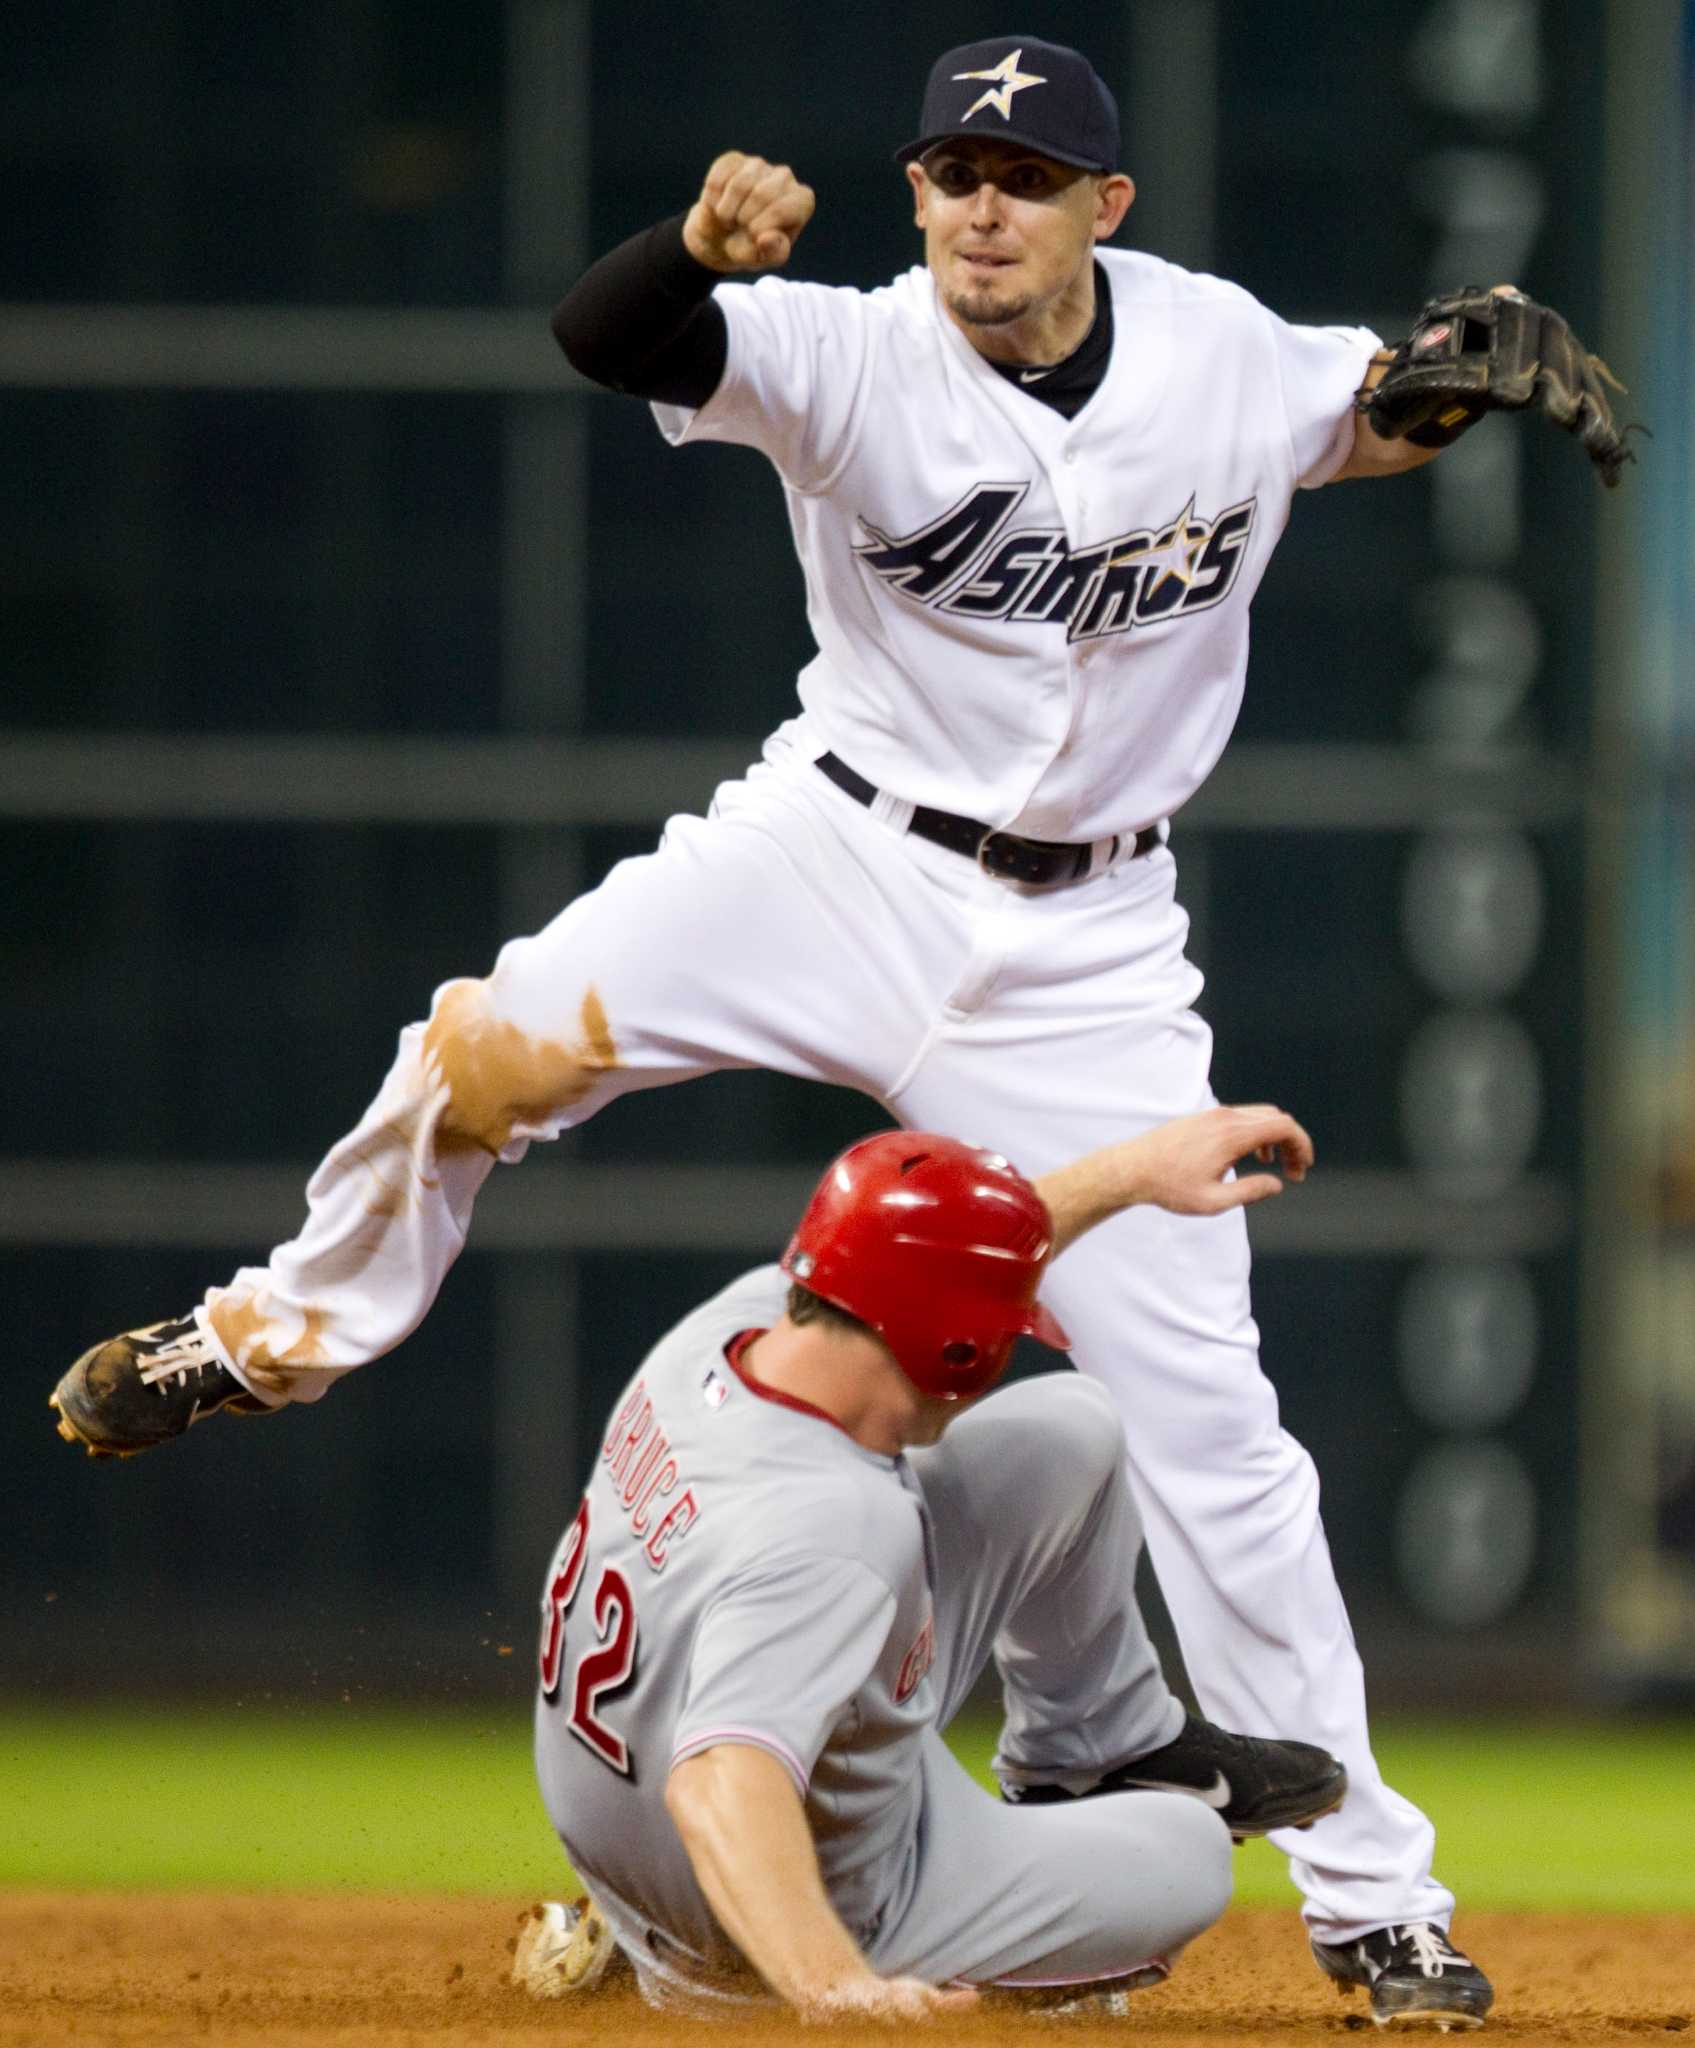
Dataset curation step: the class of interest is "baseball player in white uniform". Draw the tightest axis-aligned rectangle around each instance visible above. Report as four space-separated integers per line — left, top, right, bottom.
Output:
519 1109 1331 2020
53 33 1499 2028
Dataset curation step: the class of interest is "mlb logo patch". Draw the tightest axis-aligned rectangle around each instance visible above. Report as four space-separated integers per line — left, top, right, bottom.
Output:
702 1370 729 1409
1416 323 1452 351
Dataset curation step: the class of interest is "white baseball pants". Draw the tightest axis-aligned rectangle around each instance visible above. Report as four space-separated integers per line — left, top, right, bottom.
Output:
201 725 1452 1941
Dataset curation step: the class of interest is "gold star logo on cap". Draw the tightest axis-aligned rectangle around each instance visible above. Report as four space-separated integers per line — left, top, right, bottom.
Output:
952 47 1048 123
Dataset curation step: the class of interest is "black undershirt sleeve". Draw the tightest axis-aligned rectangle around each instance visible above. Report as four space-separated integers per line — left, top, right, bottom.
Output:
553 227 1111 419
550 213 728 409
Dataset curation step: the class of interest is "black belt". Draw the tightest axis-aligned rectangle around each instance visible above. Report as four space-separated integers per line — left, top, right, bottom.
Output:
816 752 1159 888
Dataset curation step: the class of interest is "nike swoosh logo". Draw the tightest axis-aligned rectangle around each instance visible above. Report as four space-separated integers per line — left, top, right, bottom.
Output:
1116 1769 1231 1809
1018 367 1051 383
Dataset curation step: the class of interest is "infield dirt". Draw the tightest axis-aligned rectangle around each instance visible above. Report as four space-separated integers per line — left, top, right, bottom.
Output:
2 1894 1689 2046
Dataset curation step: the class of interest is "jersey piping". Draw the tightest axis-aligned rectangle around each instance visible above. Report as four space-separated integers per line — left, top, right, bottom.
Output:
670 1722 811 1799
724 1327 863 1444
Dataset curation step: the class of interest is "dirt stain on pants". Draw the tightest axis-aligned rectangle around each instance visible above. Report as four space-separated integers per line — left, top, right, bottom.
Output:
424 979 620 1156
207 980 621 1392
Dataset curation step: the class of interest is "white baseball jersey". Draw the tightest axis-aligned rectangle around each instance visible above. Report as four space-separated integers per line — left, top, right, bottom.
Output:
655 248 1377 841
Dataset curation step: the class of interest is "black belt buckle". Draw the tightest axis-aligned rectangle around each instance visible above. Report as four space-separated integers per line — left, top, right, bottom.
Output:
976 830 1082 887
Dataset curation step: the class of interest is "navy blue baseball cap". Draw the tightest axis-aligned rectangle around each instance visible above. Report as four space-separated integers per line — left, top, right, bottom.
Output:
895 35 1120 173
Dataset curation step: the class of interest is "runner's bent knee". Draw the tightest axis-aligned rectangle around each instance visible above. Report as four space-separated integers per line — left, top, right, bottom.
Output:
1031 1376 1123 1489
985 1375 1126 1514
1006 1791 1231 1979
1089 1791 1233 1959
1157 1795 1234 1950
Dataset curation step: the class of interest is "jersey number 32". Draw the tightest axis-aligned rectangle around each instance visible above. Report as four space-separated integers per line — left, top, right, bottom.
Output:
538 1498 639 1775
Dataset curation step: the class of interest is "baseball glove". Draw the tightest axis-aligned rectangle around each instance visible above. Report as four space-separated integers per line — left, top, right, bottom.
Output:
1363 287 1635 488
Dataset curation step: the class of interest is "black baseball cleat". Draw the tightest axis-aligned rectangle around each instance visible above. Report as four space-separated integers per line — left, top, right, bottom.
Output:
1312 1923 1493 2031
1004 1709 1348 1838
50 1314 273 1459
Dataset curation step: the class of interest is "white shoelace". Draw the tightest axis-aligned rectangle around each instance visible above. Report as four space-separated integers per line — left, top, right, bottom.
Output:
1396 1925 1459 1978
137 1329 221 1392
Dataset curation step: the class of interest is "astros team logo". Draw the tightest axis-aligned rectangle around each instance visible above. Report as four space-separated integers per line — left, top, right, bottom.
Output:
854 483 1259 646
953 49 1047 123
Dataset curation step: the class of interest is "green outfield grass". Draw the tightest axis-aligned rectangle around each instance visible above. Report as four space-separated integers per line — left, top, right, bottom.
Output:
1 1706 1689 1911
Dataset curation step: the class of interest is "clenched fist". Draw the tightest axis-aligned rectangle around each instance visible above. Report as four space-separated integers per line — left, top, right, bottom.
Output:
684 151 816 273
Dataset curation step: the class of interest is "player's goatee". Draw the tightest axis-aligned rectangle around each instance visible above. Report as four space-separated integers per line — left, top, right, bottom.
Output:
944 284 1038 328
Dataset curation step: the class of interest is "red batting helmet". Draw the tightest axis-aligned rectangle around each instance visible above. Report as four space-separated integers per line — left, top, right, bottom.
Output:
780 1132 1070 1400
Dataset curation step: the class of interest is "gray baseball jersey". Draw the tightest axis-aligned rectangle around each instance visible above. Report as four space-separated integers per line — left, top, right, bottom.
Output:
532 1266 1230 2006
533 1264 938 1979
